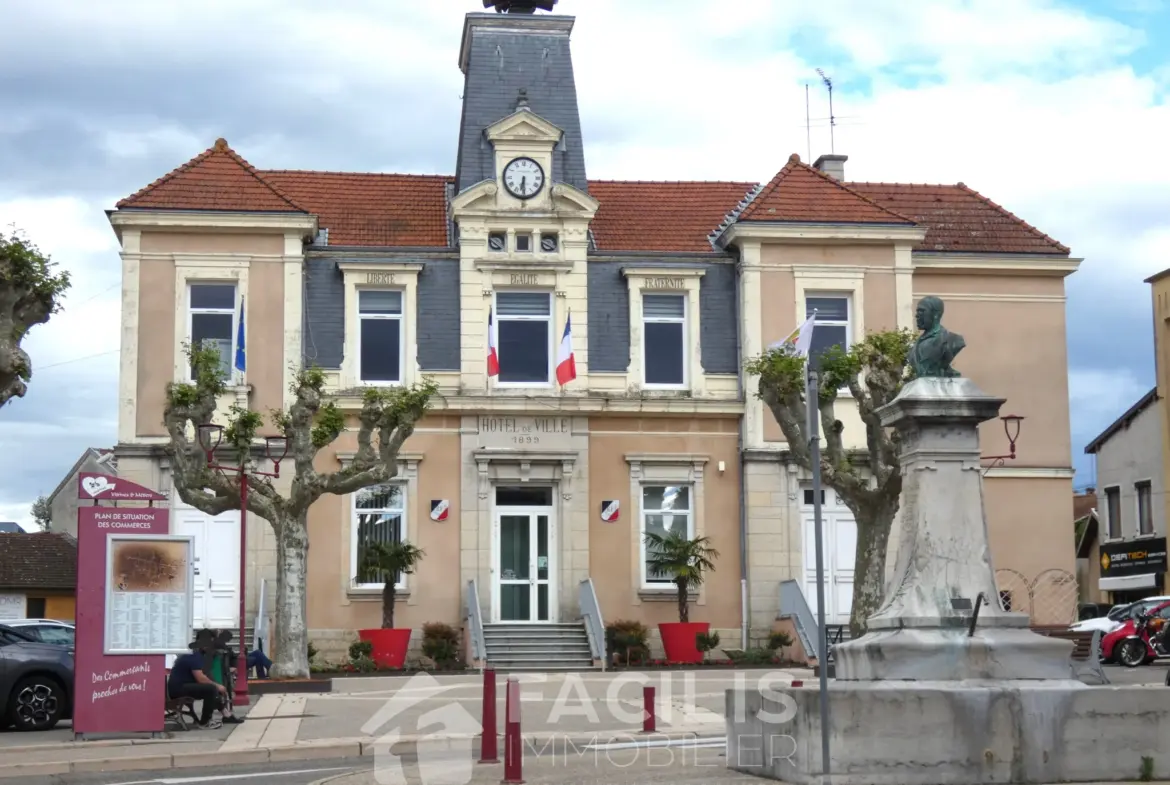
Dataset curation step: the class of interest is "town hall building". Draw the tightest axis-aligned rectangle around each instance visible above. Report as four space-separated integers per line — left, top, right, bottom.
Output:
107 1 1081 664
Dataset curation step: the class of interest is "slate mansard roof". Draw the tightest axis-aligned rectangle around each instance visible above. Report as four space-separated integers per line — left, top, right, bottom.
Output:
0 533 78 591
115 140 1070 256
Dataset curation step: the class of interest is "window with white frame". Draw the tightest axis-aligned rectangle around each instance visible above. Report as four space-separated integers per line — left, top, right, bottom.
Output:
1105 486 1121 539
358 290 403 383
188 283 236 379
352 484 407 589
1137 481 1153 535
496 291 552 384
643 294 686 386
805 295 850 370
641 485 693 586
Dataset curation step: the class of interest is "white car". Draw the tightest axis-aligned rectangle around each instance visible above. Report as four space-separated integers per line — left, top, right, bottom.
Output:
1069 598 1170 634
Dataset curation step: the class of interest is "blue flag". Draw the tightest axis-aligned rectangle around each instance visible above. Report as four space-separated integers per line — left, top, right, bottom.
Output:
234 297 246 373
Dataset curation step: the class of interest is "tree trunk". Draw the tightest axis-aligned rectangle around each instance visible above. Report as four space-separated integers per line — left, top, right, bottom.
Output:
271 513 310 679
677 580 689 623
382 581 396 629
848 504 896 639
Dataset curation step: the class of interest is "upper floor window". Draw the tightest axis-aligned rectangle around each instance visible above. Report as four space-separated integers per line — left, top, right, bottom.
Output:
188 283 235 379
496 292 551 385
1136 481 1153 535
805 295 850 370
359 290 402 384
643 294 686 387
1105 486 1121 539
352 484 407 590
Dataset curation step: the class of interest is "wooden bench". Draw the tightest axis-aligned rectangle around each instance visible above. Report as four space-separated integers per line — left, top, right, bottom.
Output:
1031 627 1109 684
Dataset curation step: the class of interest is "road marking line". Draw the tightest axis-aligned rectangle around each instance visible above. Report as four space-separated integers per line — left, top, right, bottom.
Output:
104 765 353 785
258 695 306 748
584 735 726 751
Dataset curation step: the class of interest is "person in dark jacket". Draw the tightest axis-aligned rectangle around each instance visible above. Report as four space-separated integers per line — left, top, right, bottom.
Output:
167 633 225 729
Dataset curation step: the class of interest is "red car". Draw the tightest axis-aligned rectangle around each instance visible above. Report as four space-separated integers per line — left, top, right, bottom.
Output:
1101 600 1170 666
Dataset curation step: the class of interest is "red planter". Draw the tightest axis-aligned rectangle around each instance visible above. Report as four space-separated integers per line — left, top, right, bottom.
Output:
358 628 412 669
658 621 709 664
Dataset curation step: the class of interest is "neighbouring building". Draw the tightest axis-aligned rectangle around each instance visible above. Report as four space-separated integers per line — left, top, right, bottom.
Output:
106 3 1081 664
0 533 78 621
0 522 23 533
1081 391 1167 604
44 447 116 537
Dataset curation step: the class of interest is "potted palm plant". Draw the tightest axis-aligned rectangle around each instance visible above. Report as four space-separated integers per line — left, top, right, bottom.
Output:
356 540 425 669
643 529 719 663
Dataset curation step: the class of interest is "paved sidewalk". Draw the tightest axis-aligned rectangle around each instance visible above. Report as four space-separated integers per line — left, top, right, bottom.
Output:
0 668 808 780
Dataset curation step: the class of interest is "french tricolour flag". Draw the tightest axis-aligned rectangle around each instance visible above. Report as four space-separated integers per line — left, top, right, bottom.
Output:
487 307 500 377
556 312 577 385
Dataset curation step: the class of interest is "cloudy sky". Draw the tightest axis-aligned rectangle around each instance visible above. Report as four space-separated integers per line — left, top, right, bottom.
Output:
1 0 1167 526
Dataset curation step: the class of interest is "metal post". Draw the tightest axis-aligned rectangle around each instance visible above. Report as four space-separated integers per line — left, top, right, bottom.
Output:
807 369 831 779
479 668 499 764
502 677 524 783
642 686 656 733
234 470 250 707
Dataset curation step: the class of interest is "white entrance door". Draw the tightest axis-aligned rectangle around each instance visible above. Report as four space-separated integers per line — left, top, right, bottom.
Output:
801 489 857 626
173 504 240 629
492 508 556 623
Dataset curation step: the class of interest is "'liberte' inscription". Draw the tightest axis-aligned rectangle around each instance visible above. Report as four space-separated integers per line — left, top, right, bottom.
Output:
366 272 395 285
479 416 571 446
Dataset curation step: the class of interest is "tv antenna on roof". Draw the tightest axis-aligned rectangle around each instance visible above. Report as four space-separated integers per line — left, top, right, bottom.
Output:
815 68 835 154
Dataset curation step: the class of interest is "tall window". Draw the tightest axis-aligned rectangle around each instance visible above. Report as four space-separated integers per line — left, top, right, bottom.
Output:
641 485 693 586
188 283 235 379
352 484 406 589
359 290 402 383
496 292 551 384
805 295 850 370
643 294 686 386
1105 486 1121 539
1136 481 1153 535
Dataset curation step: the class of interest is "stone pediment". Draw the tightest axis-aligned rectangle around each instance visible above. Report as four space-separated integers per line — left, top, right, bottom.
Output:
450 180 599 220
485 109 563 145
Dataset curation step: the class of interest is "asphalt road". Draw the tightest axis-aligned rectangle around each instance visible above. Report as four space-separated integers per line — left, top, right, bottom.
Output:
12 756 370 785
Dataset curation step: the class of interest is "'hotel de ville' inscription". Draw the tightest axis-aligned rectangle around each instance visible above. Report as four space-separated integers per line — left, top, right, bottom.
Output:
478 416 572 448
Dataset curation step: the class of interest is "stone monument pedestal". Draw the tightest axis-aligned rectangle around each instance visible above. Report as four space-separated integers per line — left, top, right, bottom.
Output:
726 376 1170 784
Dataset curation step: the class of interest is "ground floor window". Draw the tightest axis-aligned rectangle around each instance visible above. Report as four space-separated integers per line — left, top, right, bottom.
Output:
641 484 693 587
352 484 407 589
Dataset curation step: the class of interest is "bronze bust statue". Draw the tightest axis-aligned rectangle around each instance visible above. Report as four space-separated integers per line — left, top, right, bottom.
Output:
908 296 965 378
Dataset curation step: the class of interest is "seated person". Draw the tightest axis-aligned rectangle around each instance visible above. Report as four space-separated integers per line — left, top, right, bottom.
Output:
249 646 274 679
167 640 226 729
207 630 244 724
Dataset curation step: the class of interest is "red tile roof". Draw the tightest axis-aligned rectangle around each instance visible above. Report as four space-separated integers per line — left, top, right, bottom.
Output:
737 154 914 225
264 171 451 247
115 141 1069 255
117 139 305 213
0 533 77 591
847 181 1070 254
587 180 755 252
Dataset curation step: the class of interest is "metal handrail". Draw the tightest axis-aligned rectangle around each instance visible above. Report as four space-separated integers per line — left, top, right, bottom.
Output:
578 577 606 669
253 578 268 653
465 579 486 664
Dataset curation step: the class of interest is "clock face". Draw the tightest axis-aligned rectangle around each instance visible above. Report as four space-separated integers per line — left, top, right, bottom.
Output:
503 157 545 199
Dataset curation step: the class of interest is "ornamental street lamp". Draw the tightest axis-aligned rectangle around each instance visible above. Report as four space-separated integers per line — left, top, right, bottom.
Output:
981 414 1024 476
197 426 289 706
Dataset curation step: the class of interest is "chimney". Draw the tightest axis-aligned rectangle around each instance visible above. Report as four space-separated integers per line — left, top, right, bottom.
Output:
813 154 848 181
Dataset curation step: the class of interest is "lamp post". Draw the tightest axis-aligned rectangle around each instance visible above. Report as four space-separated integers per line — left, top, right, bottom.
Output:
981 414 1024 476
197 425 289 707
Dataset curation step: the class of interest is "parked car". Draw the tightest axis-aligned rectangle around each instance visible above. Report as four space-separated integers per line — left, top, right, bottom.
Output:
0 624 74 731
1069 597 1170 634
5 619 74 649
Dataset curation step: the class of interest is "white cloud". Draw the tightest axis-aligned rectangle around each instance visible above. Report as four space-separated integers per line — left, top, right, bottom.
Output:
1069 367 1152 439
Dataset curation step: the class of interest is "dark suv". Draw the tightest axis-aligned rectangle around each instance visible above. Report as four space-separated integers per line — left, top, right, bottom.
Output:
0 624 73 731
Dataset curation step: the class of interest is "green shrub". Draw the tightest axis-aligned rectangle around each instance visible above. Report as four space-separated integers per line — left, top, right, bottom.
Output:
696 631 721 661
727 647 777 665
422 622 461 666
307 641 319 662
606 620 650 664
768 631 793 651
349 639 373 663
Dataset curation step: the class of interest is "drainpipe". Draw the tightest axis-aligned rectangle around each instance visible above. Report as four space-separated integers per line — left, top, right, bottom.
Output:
734 251 749 651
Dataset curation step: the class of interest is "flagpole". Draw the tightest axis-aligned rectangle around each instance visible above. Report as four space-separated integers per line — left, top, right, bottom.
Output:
806 366 832 780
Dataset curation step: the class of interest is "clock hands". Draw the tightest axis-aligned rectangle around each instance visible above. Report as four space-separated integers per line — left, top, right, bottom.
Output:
520 175 527 195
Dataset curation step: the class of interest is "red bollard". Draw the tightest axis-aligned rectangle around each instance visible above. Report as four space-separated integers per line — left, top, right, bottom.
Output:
502 678 524 784
642 685 656 733
479 668 499 764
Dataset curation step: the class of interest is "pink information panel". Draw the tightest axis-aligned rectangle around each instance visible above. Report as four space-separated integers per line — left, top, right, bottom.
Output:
74 505 170 735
